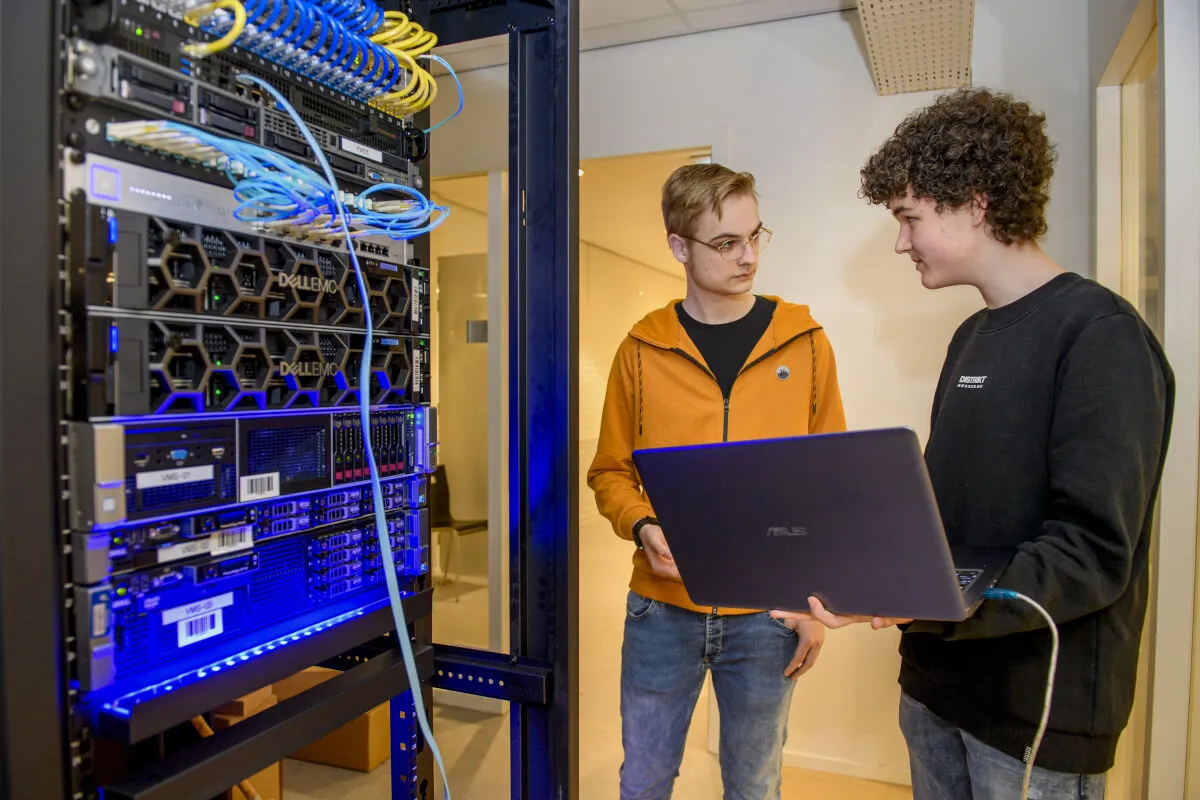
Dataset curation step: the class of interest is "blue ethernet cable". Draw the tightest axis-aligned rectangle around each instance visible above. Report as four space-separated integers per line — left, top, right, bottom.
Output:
235 71 453 799
108 114 449 234
981 588 1059 800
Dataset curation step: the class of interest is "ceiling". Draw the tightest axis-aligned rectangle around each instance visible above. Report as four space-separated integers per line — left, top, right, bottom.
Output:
432 148 705 276
435 0 857 72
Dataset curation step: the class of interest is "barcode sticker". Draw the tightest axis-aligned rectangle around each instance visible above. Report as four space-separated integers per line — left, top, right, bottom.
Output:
177 610 224 647
211 525 254 556
239 472 280 502
162 592 234 648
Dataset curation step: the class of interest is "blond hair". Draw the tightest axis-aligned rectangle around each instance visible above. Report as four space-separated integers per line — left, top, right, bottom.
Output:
661 163 758 238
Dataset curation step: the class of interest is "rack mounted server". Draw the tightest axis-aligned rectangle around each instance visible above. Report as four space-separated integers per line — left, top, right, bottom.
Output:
54 1 440 796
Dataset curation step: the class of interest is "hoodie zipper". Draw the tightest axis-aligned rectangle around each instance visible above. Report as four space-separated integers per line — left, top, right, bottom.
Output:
670 328 818 443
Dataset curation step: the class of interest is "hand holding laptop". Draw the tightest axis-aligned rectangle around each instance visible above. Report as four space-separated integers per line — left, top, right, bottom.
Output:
771 596 912 631
639 524 681 581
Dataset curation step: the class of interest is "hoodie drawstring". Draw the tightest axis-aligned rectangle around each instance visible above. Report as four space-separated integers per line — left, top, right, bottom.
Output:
637 341 643 436
809 332 818 421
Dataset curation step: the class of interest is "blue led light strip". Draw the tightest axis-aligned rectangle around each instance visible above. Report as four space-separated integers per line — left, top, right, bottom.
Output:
235 71 451 799
106 598 386 714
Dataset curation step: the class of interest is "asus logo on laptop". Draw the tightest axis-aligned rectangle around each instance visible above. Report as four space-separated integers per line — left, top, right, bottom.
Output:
767 526 809 537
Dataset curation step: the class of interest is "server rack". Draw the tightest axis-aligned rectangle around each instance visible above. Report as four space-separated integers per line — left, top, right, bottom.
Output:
0 0 578 798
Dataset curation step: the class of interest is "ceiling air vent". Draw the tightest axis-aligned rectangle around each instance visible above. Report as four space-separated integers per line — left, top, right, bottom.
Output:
858 0 975 95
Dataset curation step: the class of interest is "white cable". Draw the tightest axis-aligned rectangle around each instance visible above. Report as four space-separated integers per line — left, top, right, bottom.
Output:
984 589 1058 800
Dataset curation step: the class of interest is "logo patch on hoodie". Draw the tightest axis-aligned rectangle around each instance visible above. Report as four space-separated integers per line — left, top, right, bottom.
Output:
776 366 791 380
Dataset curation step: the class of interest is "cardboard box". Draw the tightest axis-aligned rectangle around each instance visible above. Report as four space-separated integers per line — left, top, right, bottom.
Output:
213 694 277 733
212 684 274 718
220 760 282 800
212 690 284 800
273 666 391 773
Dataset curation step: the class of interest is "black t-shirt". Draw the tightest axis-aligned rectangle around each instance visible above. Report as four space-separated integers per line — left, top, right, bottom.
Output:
676 296 776 398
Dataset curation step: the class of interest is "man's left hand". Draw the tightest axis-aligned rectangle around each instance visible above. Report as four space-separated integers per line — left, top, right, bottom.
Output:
772 616 825 678
804 596 912 630
770 597 912 632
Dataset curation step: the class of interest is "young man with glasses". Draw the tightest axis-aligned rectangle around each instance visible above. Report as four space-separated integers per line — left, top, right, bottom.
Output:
587 163 847 800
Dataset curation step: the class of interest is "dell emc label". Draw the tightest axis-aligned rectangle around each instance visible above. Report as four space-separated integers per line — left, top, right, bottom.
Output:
278 360 339 378
276 272 338 294
767 526 809 537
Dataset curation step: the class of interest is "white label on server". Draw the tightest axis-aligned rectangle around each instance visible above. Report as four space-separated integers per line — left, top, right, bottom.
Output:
341 137 383 163
92 597 110 639
162 592 234 648
135 465 214 489
158 538 213 564
211 525 255 556
177 610 224 648
239 472 280 502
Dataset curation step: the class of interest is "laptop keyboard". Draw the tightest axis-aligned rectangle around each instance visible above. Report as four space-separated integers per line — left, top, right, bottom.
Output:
956 569 983 592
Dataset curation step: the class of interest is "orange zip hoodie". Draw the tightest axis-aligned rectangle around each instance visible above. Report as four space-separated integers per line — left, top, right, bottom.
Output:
587 296 848 615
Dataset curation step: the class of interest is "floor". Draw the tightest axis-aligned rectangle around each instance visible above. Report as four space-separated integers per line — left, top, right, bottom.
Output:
283 539 912 800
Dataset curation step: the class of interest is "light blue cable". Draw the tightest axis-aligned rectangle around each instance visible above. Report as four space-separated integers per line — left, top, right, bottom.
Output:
236 71 452 800
419 54 463 134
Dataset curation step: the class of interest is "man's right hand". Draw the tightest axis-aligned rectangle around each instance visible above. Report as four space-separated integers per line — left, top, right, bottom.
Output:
638 524 680 581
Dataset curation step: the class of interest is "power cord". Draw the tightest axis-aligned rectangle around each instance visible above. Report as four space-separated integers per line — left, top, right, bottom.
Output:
982 588 1058 800
236 71 452 800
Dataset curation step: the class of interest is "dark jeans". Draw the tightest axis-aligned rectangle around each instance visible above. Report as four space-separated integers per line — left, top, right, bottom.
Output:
900 692 1107 800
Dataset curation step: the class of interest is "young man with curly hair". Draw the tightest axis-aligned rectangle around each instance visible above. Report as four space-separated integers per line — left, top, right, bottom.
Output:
775 88 1175 798
588 163 846 800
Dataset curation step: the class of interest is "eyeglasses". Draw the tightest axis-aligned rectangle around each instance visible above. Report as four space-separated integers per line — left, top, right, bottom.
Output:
683 227 773 262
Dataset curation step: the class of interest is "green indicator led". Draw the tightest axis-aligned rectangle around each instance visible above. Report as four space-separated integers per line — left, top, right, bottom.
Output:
117 587 127 597
135 26 143 36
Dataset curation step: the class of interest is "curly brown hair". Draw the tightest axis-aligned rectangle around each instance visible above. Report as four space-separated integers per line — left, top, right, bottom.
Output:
860 87 1057 245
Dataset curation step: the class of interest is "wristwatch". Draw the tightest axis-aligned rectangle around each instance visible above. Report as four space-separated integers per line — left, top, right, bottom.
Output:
631 516 658 550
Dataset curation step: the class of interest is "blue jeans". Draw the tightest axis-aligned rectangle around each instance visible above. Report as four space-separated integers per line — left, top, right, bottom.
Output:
899 693 1107 800
619 591 799 800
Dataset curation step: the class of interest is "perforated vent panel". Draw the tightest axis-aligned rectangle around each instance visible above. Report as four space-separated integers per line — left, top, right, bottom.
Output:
247 426 328 483
857 0 975 96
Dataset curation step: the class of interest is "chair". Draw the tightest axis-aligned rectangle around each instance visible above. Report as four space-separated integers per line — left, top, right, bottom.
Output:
429 464 488 585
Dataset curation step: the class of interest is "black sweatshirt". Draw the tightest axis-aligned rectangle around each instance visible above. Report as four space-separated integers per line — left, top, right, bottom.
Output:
899 272 1174 775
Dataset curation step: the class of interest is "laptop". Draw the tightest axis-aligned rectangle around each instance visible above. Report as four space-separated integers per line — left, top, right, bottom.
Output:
631 428 1013 622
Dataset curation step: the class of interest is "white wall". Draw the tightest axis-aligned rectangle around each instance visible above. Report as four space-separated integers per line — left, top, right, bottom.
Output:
430 196 491 580
578 244 686 796
431 1 1093 785
1090 0 1144 83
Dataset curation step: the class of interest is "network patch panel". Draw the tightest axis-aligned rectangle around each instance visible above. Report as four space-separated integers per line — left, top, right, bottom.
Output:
64 148 416 259
67 39 423 188
78 512 431 699
67 1 430 155
71 205 430 334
